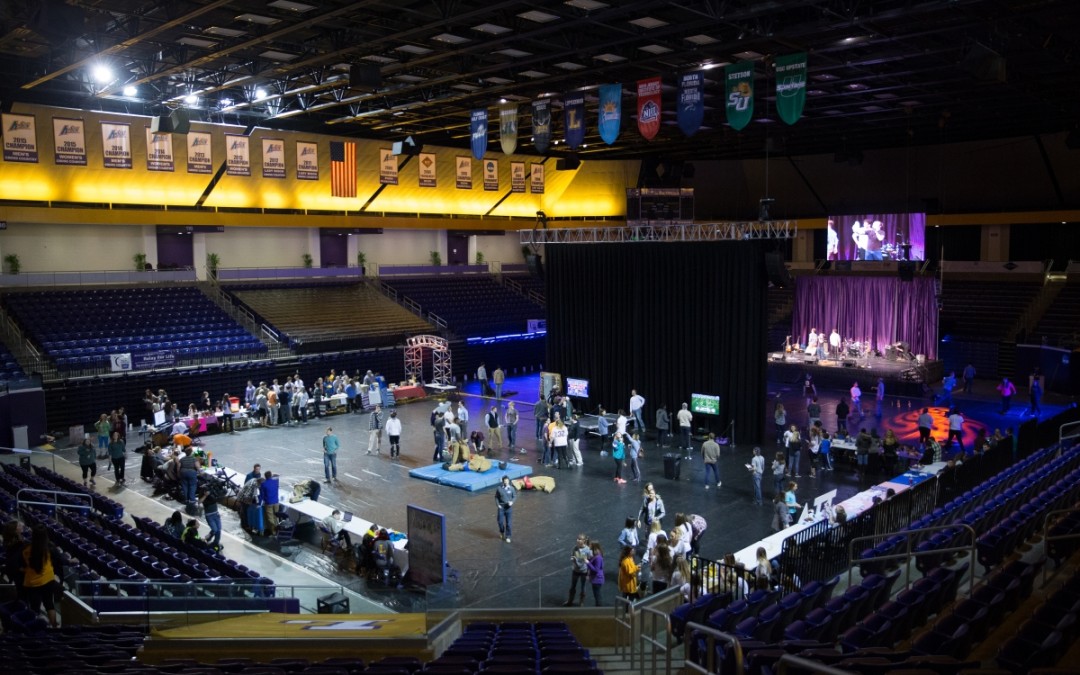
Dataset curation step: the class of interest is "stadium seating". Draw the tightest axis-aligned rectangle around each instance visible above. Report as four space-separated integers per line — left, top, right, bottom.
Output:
380 274 545 338
1032 280 1080 348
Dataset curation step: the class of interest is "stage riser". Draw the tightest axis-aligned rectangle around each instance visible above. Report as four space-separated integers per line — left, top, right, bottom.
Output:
768 356 943 396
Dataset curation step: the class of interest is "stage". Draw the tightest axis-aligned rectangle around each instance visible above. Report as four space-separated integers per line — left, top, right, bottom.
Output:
768 352 944 396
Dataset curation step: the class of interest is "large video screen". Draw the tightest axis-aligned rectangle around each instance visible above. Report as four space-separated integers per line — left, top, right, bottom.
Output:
691 393 720 415
565 377 589 398
827 213 925 261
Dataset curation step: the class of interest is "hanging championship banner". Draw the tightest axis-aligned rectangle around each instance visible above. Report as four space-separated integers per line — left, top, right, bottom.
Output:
2 113 38 163
563 92 585 150
296 141 318 180
455 156 472 189
52 117 86 166
724 61 755 131
470 109 488 160
379 148 398 185
597 84 622 145
677 71 705 137
636 77 662 140
261 138 285 178
101 122 131 168
483 158 498 191
187 132 212 174
529 163 544 194
418 152 437 187
145 128 174 172
499 104 518 155
532 99 551 154
225 134 250 176
510 161 526 193
775 52 808 125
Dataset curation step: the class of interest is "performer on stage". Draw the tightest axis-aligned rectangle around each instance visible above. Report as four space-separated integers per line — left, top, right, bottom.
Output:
805 328 819 357
829 329 841 359
826 219 839 260
851 219 870 260
864 221 886 261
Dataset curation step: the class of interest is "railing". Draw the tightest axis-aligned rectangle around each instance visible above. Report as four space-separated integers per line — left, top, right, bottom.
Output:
846 523 977 599
378 263 490 276
16 487 93 513
1061 420 1080 446
528 290 546 307
635 589 683 675
0 269 197 287
402 297 422 316
261 323 281 344
776 654 855 674
1042 506 1080 587
682 623 743 675
614 596 636 665
215 266 364 281
428 312 447 329
520 220 797 244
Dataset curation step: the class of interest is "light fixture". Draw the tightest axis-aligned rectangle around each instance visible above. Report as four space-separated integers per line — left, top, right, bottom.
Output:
254 88 268 100
122 85 138 97
92 65 113 83
184 93 198 105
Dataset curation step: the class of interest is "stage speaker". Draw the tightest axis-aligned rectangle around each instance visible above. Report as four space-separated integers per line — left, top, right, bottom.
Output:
758 197 775 221
898 261 916 281
391 136 421 156
764 251 792 288
150 109 190 134
350 64 382 92
556 155 581 171
525 253 543 279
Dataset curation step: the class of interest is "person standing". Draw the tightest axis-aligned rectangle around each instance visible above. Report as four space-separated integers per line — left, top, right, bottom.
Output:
1028 376 1043 417
702 433 721 490
95 413 112 458
505 402 519 452
773 402 786 445
294 385 309 425
638 483 666 530
568 413 584 466
947 409 965 453
477 362 489 396
626 432 642 481
807 397 821 429
917 407 933 444
587 542 605 606
455 401 469 438
850 382 862 417
771 492 791 532
533 399 549 440
611 433 626 483
220 393 235 433
629 390 646 433
177 444 198 503
655 404 670 447
875 378 886 418
109 431 128 485
939 372 957 407
597 407 611 455
77 437 97 486
485 406 501 453
996 377 1017 415
564 534 591 606
676 403 693 456
385 411 402 459
21 528 61 628
365 406 383 456
495 474 515 543
618 546 641 602
829 328 842 358
771 452 787 498
199 485 222 551
432 407 446 462
492 366 505 400
749 447 764 506
963 363 977 394
260 470 280 536
552 418 571 470
836 398 850 435
783 424 802 478
322 427 339 482
803 374 817 407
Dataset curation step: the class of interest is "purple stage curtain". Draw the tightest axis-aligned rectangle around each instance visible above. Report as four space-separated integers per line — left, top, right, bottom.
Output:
791 276 937 359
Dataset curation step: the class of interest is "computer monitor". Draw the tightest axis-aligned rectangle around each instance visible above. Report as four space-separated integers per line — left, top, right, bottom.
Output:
342 512 353 522
153 409 166 427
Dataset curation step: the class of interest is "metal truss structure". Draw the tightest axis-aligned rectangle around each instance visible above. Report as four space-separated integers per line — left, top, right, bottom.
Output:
404 334 452 386
519 221 797 246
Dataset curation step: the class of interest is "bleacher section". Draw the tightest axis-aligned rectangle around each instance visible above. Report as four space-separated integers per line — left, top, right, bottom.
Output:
766 286 794 352
3 286 265 372
0 339 26 384
504 272 547 299
1033 280 1080 348
381 274 545 338
225 282 432 352
938 280 1042 341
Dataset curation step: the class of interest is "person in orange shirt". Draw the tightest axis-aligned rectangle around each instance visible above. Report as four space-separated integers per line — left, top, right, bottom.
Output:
618 545 640 602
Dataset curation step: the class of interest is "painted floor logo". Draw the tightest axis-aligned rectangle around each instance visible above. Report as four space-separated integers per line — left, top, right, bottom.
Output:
285 619 390 631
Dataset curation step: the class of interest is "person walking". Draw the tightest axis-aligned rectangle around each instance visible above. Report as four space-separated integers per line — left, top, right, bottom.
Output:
618 546 641 601
568 413 584 466
638 483 666 530
773 403 786 445
702 433 721 489
783 424 802 477
947 409 966 453
495 475 516 543
177 445 198 503
322 427 339 482
749 447 764 506
505 402 520 452
626 432 642 481
629 389 646 433
485 406 502 453
456 401 469 438
108 432 127 485
962 363 976 394
77 437 97 487
492 366 505 400
655 404 670 447
1028 376 1043 417
385 412 402 459
875 378 886 418
477 362 489 396
677 403 693 456
366 405 383 455
564 534 591 607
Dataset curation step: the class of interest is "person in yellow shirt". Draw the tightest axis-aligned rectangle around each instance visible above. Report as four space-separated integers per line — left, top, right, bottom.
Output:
22 528 60 628
618 545 640 602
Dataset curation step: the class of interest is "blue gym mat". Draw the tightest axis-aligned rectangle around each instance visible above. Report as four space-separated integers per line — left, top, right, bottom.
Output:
409 462 533 492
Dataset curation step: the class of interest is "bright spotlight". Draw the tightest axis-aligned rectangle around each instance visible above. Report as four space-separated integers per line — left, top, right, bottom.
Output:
254 88 268 101
123 85 137 97
184 93 198 105
92 65 113 83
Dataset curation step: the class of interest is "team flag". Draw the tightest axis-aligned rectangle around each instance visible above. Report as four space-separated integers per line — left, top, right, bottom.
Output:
563 92 585 150
775 52 808 125
470 109 488 160
677 71 705 137
636 77 662 140
499 103 518 155
724 61 755 131
532 99 551 153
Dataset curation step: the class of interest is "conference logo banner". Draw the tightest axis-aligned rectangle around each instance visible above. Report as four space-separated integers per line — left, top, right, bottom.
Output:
775 52 808 125
187 132 212 174
597 84 622 145
418 152 437 188
636 77 662 140
379 148 398 185
724 61 755 131
145 128 175 172
677 71 705 137
532 98 551 153
470 108 488 160
101 122 132 169
225 134 250 176
262 138 286 178
52 117 86 166
483 159 499 191
499 103 518 155
455 156 472 189
510 161 526 193
296 141 318 180
564 92 585 149
2 113 38 163
529 163 544 194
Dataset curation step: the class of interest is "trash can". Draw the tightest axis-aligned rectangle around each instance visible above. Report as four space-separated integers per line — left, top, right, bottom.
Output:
317 591 350 614
663 453 681 480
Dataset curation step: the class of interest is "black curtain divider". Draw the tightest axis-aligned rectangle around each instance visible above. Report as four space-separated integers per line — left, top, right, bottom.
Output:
545 240 768 444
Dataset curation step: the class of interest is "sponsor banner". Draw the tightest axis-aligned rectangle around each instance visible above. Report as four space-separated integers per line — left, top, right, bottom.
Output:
564 92 585 149
637 77 662 140
296 141 318 180
225 134 251 176
775 52 808 125
2 113 38 163
329 141 356 197
724 61 755 131
261 138 286 178
109 353 132 372
455 156 472 189
532 99 551 154
597 84 622 145
529 163 544 194
677 70 705 137
499 103 518 155
187 131 213 174
145 127 175 172
379 148 398 185
101 122 132 168
483 159 498 191
510 161 526 193
418 152 437 187
52 117 86 166
470 108 488 160
132 350 177 371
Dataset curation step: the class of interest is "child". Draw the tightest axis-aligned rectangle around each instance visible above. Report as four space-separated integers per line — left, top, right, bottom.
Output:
618 545 640 601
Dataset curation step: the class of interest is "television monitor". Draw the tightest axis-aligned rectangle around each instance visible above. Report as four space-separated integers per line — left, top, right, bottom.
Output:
565 377 589 398
153 409 166 427
690 393 720 415
826 213 925 261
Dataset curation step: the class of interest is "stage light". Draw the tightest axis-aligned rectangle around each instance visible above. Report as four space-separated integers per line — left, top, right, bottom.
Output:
92 65 113 83
184 93 198 105
254 88 268 101
123 85 137 97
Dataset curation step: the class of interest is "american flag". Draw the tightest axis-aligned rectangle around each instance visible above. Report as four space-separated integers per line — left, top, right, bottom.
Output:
329 141 356 198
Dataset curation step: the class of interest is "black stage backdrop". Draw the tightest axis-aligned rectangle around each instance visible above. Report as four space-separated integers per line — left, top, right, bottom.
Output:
545 241 768 445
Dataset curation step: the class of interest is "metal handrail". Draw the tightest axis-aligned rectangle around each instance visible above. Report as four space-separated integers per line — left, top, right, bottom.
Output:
428 312 447 329
776 654 856 674
847 523 978 599
16 487 94 513
614 596 636 666
681 622 742 675
1042 506 1080 587
637 604 673 675
1060 421 1080 447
